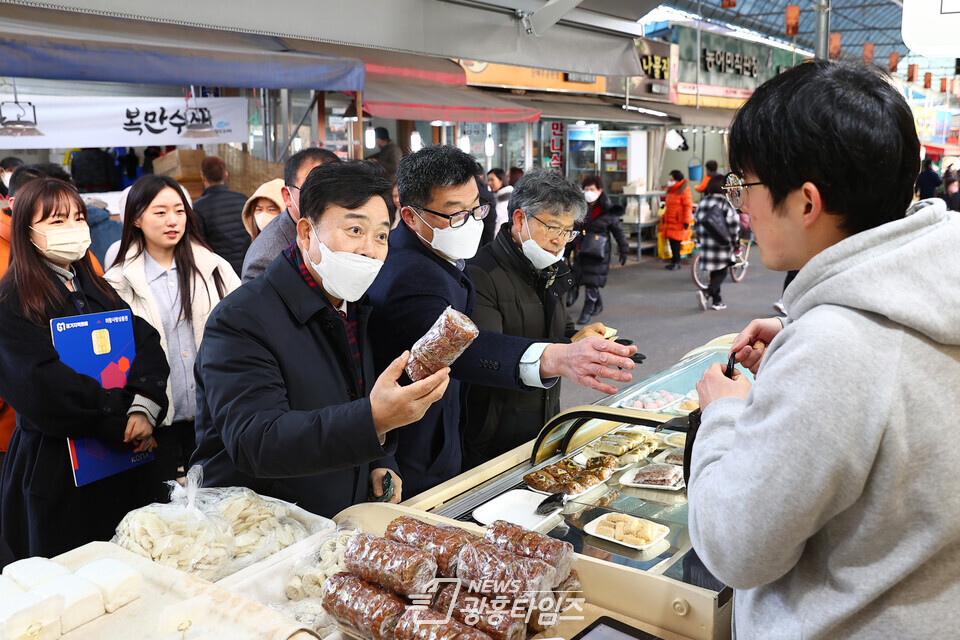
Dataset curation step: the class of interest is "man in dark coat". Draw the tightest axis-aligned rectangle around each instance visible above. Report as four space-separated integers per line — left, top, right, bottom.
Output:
915 157 942 200
464 170 606 467
192 155 250 276
366 127 403 182
242 148 340 283
191 162 449 518
367 146 638 496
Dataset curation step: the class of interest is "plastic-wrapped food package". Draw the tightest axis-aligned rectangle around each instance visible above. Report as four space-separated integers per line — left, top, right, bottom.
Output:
285 520 361 601
432 582 526 640
384 516 478 578
278 598 338 638
456 542 559 596
213 487 309 558
321 572 407 640
528 569 583 633
112 467 235 581
343 533 438 597
394 607 493 640
482 521 575 582
406 306 479 381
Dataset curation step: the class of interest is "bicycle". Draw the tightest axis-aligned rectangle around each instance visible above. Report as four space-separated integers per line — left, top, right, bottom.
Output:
692 234 754 290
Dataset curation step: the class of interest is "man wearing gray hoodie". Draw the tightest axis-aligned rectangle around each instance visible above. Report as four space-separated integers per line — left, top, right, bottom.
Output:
688 60 960 639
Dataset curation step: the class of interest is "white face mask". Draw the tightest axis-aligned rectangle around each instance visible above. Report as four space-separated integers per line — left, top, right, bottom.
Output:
667 179 677 187
520 217 562 270
31 225 91 264
254 212 278 231
306 222 383 302
1 172 9 189
584 190 600 204
411 209 483 261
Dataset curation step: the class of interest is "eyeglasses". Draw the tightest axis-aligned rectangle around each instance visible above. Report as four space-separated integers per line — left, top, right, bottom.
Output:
408 203 490 228
722 172 763 209
530 215 579 242
286 184 301 191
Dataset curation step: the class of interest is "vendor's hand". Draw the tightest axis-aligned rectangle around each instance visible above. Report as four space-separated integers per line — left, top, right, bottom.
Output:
370 351 450 436
369 468 402 504
730 317 783 375
541 337 636 395
696 362 752 410
619 253 628 266
571 322 606 343
124 412 154 453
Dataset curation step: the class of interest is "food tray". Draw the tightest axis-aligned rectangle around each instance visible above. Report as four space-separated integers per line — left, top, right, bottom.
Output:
662 432 687 449
572 451 634 471
617 468 686 492
583 516 670 551
52 542 317 639
662 391 700 416
652 448 685 466
614 387 688 413
471 489 562 530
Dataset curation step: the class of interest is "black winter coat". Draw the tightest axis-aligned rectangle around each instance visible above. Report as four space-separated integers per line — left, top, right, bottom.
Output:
0 267 169 559
191 252 399 518
464 224 576 467
570 194 629 288
192 185 251 276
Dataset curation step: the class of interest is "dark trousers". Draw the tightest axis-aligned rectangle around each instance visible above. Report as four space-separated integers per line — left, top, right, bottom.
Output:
669 239 682 264
583 285 601 314
151 419 196 500
707 268 728 304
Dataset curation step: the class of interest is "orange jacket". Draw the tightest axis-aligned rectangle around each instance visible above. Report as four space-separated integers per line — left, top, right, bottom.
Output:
663 180 694 241
0 213 103 451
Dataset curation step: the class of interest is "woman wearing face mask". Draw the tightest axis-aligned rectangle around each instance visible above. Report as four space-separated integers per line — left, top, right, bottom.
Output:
0 157 24 200
568 175 630 325
464 170 606 467
104 175 240 496
662 169 694 270
240 178 285 241
0 178 169 558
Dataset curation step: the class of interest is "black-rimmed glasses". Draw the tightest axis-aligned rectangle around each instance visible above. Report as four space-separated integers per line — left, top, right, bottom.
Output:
722 172 763 209
530 215 579 242
408 203 490 228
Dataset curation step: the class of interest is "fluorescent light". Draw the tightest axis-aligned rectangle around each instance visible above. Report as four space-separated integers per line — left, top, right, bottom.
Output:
364 126 376 149
484 135 495 157
576 120 586 126
410 131 423 153
458 134 471 153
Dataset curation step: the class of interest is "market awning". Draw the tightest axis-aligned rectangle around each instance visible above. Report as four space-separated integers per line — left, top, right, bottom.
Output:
504 94 671 126
363 81 541 123
638 101 736 128
0 4 364 91
12 0 651 77
921 142 960 157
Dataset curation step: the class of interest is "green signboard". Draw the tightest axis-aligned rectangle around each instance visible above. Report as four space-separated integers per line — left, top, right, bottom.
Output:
675 25 802 89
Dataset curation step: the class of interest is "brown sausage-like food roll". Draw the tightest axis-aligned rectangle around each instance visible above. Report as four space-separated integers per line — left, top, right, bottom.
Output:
385 516 478 578
394 607 493 640
321 572 407 640
343 532 438 596
406 306 479 381
432 583 526 640
457 541 559 596
483 520 575 581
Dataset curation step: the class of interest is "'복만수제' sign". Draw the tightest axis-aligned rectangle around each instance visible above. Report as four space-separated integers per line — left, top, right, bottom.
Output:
0 95 248 149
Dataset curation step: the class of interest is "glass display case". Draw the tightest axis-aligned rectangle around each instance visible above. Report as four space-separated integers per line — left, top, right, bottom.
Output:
566 124 600 186
403 338 749 640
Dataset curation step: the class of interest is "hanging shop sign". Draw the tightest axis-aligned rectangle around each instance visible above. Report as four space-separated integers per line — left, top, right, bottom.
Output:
459 60 607 94
0 95 248 149
673 26 804 108
607 38 673 103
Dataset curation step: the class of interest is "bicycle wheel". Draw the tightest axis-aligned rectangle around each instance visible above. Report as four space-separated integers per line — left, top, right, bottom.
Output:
730 256 748 282
691 253 710 290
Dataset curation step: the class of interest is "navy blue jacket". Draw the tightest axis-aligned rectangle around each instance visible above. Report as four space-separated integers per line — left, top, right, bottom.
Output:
367 222 535 496
915 168 942 200
191 252 399 518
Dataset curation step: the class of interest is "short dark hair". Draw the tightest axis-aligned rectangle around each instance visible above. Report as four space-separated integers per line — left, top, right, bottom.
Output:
945 177 957 190
669 169 685 182
200 156 226 183
398 145 478 209
35 162 73 183
488 168 506 183
8 166 45 197
922 158 933 170
581 174 604 191
729 60 919 235
705 159 718 173
375 127 390 142
0 157 24 171
300 161 395 225
704 174 725 195
508 167 524 186
284 148 340 186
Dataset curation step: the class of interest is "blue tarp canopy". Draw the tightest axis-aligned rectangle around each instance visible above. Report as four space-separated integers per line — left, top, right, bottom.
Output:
0 5 364 91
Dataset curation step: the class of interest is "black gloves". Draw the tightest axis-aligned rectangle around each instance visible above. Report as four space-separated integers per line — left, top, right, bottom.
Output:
683 223 689 229
619 253 628 266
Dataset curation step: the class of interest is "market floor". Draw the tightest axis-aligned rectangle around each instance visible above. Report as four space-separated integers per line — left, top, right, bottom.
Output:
559 245 786 410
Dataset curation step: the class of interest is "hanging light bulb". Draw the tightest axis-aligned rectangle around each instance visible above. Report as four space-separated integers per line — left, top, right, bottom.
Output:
458 133 471 153
364 125 376 149
0 78 44 137
410 130 423 153
484 135 495 157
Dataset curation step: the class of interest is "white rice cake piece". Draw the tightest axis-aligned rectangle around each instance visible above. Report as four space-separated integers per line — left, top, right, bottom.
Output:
73 557 142 613
2 557 69 591
0 576 23 601
32 573 105 633
0 591 62 640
